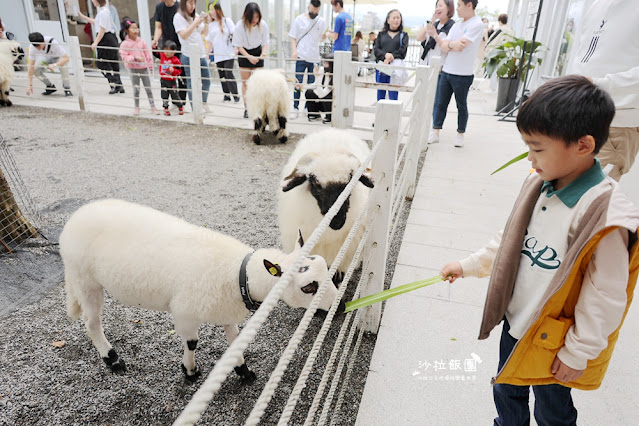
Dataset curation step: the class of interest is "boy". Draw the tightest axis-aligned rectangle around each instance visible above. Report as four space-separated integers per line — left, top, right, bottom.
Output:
439 75 639 425
26 32 72 96
159 41 184 116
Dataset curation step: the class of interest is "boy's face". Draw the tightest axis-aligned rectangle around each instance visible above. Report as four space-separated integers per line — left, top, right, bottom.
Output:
522 132 594 190
165 49 175 58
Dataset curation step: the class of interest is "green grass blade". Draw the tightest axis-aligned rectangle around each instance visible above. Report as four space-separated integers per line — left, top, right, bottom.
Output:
491 152 528 175
343 275 443 313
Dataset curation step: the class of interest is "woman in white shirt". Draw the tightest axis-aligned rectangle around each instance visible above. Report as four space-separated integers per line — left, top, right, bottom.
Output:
173 0 211 111
232 2 269 118
79 0 124 94
206 3 239 103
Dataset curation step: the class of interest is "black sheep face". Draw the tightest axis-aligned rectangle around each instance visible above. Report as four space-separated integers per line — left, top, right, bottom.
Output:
308 173 350 230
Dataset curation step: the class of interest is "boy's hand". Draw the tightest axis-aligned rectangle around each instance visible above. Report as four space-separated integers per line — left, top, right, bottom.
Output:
551 356 584 382
440 262 463 283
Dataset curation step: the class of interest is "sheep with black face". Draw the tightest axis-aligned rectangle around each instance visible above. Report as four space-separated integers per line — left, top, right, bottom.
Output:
278 129 374 282
60 199 342 384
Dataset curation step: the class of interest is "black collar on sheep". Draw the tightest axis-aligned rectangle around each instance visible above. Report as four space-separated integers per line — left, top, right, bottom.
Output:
239 251 282 311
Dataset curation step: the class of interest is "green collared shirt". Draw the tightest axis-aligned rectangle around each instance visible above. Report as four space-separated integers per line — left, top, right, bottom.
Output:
541 159 606 208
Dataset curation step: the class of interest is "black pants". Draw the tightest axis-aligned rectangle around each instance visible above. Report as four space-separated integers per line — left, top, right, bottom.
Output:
160 79 183 108
215 59 238 96
96 32 122 88
305 89 332 119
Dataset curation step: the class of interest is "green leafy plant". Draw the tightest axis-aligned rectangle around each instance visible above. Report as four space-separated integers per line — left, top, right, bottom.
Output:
483 36 543 81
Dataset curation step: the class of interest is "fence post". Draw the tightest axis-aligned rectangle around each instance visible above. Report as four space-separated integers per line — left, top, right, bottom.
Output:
418 57 440 153
360 100 402 334
67 36 86 112
188 44 203 125
404 65 431 200
331 50 355 129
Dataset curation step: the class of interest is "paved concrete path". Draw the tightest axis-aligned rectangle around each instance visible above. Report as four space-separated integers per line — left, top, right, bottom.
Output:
356 112 639 425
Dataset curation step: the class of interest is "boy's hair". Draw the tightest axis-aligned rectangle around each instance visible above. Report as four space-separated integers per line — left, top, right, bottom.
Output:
331 0 344 7
28 32 45 45
461 0 478 9
95 0 107 6
163 40 177 51
517 75 616 154
498 14 508 24
310 0 321 7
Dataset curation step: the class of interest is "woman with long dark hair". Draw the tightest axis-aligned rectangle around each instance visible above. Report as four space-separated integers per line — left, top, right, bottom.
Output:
373 9 409 101
173 0 212 111
206 3 240 103
233 2 269 118
79 0 124 94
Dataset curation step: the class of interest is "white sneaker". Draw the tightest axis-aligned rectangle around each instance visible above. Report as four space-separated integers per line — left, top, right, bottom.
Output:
202 103 211 114
427 129 440 144
455 133 464 147
290 109 299 120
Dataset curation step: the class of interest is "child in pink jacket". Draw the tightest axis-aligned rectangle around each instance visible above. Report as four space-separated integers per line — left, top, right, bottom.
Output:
119 18 158 115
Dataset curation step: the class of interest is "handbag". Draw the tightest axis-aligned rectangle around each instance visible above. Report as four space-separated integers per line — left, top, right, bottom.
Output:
390 33 408 86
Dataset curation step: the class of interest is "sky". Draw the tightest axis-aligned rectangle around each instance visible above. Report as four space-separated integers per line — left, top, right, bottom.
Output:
349 0 512 23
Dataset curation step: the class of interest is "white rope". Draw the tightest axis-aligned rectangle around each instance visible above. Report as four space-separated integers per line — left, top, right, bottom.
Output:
244 131 389 425
328 318 367 426
276 182 383 425
173 130 389 426
304 247 375 425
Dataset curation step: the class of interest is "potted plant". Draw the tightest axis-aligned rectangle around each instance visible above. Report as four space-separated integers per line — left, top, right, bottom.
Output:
483 35 543 111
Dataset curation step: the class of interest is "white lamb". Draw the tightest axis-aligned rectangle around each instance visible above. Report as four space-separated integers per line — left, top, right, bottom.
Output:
59 199 342 384
0 40 21 107
278 129 374 283
246 69 290 145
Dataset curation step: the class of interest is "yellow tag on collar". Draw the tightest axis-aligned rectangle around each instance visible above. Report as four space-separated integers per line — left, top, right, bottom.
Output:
269 264 280 276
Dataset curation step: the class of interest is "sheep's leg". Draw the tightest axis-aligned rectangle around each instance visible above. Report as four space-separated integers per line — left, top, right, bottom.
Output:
276 115 288 144
252 116 267 145
224 324 256 385
81 288 127 374
175 318 201 382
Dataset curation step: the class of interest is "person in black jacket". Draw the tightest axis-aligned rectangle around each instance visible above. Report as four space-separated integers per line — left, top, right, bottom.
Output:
416 0 455 66
373 9 409 101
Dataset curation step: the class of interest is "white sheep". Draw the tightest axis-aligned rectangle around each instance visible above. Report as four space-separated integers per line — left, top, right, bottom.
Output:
278 129 374 283
246 69 290 145
0 40 21 107
59 199 342 383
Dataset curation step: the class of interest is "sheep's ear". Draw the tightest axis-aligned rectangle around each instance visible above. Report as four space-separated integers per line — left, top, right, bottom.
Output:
296 230 305 249
282 173 307 192
359 174 375 188
263 259 282 277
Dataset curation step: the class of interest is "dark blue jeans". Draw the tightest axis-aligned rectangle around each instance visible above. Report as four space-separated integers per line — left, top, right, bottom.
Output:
432 71 474 133
293 60 315 110
493 319 578 426
376 70 398 101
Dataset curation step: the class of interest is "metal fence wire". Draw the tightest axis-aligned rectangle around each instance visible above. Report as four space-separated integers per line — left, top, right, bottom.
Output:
0 132 43 254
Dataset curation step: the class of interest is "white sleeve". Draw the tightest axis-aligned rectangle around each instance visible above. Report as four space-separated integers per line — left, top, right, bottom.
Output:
173 14 187 34
205 25 215 43
262 21 270 46
594 65 639 92
288 16 300 39
458 230 503 278
28 45 37 62
227 18 235 34
463 22 485 45
232 21 246 47
557 228 630 370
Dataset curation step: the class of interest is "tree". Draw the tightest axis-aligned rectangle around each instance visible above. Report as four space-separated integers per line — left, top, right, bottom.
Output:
0 166 38 252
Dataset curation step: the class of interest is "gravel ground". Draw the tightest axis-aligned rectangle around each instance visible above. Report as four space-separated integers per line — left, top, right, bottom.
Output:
0 106 416 425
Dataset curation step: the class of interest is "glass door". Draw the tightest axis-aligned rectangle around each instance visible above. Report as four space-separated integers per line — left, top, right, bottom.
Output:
31 0 67 41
